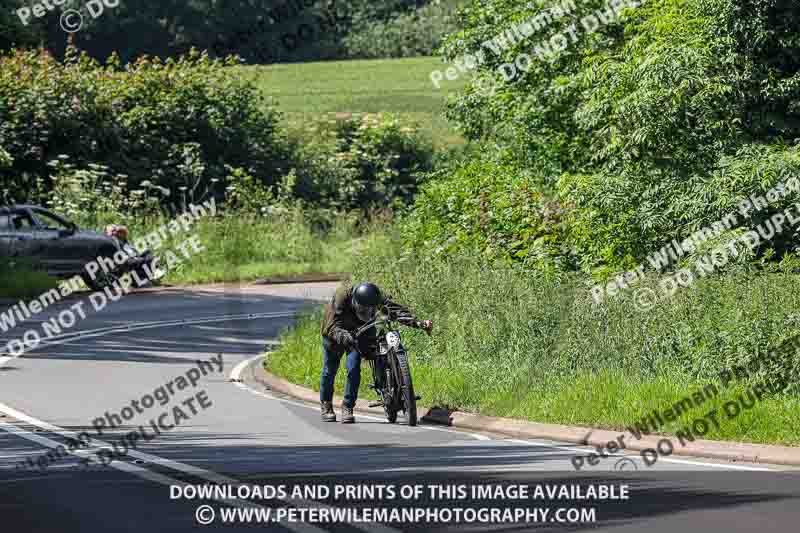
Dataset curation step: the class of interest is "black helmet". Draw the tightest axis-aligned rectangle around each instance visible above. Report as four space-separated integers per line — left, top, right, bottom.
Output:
352 282 382 321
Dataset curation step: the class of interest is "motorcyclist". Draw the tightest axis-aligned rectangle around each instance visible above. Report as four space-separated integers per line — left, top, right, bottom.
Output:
320 282 433 424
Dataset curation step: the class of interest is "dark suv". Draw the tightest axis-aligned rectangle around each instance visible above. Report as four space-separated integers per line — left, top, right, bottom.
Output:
0 205 124 289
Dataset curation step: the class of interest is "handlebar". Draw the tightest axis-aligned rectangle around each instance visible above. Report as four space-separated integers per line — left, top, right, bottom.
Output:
354 314 390 338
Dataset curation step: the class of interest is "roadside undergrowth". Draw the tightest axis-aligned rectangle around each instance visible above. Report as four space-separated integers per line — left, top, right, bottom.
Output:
267 236 800 447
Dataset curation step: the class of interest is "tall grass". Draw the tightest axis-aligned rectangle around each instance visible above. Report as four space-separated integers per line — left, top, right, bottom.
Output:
0 208 379 299
144 210 376 285
268 233 800 446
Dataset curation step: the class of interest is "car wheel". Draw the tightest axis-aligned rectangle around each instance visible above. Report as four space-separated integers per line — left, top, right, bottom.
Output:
81 271 119 292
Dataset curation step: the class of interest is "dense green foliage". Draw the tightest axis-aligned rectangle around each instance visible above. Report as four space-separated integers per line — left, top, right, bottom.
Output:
0 1 454 64
292 113 433 211
0 47 290 205
402 158 573 271
269 241 800 445
0 48 433 214
405 0 800 278
343 0 462 59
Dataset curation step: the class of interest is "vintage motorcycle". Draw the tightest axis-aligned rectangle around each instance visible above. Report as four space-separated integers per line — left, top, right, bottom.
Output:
353 309 421 426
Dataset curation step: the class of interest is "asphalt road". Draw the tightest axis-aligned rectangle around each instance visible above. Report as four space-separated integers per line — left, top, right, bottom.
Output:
0 283 797 533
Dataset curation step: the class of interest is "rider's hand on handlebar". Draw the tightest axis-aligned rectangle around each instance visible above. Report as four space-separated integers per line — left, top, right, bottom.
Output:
419 320 433 336
341 332 356 350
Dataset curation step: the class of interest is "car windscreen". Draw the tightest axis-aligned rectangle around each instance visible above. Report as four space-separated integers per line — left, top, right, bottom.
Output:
10 212 35 230
32 209 71 231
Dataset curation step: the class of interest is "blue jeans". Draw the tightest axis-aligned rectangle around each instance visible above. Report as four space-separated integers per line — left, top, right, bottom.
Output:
320 337 363 408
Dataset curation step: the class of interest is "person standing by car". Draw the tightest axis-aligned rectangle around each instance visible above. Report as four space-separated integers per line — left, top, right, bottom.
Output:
104 224 156 286
319 282 433 424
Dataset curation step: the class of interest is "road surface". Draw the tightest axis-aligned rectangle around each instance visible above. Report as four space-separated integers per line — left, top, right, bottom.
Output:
0 283 797 532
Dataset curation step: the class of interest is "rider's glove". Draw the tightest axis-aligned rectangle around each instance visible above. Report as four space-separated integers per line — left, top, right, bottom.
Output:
340 331 356 350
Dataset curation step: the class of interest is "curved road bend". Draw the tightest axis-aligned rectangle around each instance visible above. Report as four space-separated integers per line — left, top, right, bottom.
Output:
0 283 797 532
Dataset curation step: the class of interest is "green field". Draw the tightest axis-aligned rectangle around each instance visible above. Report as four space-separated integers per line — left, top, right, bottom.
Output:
242 56 468 147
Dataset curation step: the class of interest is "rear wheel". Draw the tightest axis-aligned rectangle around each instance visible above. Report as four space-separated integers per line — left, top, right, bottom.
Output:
396 350 417 427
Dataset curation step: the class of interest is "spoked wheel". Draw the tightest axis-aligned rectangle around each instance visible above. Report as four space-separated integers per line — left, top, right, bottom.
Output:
395 351 417 427
371 360 397 424
383 402 398 424
382 366 398 423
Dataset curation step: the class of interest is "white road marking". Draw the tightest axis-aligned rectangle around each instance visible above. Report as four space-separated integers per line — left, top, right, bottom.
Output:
0 313 400 533
0 407 396 533
230 354 492 441
232 356 779 471
0 420 313 524
505 438 775 471
0 311 298 363
0 401 248 480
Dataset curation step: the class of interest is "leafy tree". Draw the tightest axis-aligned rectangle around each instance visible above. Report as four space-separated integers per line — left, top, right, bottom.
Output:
418 0 800 274
0 0 46 50
3 0 440 63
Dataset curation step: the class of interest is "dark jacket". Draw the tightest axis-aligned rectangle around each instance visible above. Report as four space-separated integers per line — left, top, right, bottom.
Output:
321 284 421 350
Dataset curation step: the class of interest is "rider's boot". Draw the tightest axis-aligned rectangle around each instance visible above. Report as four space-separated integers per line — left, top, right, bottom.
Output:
320 401 336 422
341 405 355 424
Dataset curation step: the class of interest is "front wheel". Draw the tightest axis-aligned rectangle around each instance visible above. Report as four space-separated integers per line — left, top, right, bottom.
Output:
383 364 398 424
384 402 398 424
372 360 397 423
395 350 417 427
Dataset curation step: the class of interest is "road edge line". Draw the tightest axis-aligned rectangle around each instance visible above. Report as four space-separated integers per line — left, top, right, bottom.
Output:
253 363 800 468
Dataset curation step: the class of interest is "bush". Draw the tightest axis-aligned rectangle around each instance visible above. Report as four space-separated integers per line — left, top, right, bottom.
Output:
0 46 433 218
402 157 573 271
343 0 462 59
424 0 800 276
290 113 434 212
0 46 293 204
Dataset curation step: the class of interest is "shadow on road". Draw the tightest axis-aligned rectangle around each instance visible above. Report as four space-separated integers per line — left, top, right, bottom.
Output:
1 427 796 532
1 285 327 365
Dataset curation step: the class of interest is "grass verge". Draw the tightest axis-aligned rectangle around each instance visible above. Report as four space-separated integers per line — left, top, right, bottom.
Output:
0 210 379 299
266 237 800 447
151 212 370 285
